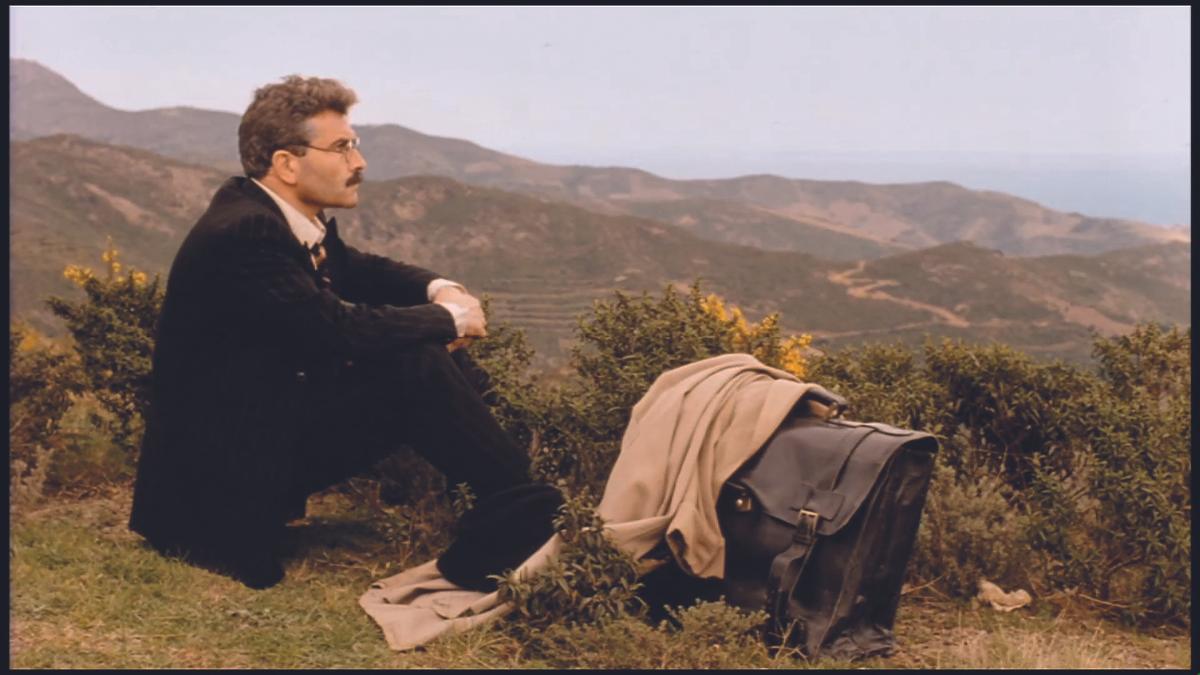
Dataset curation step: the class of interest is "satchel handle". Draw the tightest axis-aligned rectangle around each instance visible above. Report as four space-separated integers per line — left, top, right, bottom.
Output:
801 385 848 419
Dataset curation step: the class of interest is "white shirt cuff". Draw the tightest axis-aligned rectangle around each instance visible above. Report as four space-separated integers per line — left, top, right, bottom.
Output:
427 278 467 302
436 301 468 337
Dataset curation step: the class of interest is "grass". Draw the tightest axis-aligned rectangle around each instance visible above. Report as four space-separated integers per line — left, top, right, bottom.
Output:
9 484 1192 669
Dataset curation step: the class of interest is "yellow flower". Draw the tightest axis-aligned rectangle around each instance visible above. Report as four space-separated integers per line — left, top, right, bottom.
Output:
730 307 748 333
700 293 729 322
18 330 42 353
100 238 122 280
783 334 813 351
780 352 806 378
131 271 148 287
778 333 814 378
63 264 95 286
698 291 811 376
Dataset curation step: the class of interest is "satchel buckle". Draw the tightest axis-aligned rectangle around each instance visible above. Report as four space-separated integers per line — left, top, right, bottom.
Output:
795 509 819 544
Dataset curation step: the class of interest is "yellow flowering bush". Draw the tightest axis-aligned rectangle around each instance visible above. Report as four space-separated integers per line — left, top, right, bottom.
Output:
64 238 152 289
47 240 164 455
697 293 812 378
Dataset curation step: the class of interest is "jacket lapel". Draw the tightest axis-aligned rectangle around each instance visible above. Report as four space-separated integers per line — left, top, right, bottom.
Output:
229 177 326 277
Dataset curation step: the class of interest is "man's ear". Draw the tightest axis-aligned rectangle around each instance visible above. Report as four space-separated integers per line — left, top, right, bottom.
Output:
269 149 300 186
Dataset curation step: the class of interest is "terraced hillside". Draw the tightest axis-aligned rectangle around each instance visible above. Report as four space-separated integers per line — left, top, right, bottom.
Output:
335 176 931 367
481 278 618 366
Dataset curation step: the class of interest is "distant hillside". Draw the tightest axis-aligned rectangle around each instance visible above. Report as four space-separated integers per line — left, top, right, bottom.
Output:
9 135 226 332
10 135 1189 366
832 241 1190 359
11 58 1187 259
9 59 242 173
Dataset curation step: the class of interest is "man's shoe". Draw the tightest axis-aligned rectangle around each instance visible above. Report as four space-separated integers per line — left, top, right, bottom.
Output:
436 482 564 592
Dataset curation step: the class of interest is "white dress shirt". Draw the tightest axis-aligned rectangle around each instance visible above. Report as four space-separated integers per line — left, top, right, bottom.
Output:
251 178 469 336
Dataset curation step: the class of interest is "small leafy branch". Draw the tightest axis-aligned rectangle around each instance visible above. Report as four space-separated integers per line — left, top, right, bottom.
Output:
497 487 645 633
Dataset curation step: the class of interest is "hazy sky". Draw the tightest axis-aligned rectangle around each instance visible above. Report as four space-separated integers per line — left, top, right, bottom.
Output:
10 7 1190 156
7 7 1193 224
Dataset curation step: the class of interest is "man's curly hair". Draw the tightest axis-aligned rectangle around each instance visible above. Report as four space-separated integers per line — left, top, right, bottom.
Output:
238 75 359 179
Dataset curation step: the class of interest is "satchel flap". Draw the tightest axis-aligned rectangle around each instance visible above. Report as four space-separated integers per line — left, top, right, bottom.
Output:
724 480 847 532
728 416 937 536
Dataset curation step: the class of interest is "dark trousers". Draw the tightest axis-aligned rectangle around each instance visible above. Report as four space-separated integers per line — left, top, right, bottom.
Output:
291 343 531 504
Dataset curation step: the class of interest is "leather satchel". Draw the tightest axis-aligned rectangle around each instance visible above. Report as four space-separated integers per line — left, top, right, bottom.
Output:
638 386 938 661
720 386 938 659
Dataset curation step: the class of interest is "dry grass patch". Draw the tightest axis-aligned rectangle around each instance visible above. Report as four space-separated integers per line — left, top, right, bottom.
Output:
888 592 1190 670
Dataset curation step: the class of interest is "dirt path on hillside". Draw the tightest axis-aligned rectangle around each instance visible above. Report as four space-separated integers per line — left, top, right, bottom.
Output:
808 321 942 340
827 262 971 329
1036 294 1135 337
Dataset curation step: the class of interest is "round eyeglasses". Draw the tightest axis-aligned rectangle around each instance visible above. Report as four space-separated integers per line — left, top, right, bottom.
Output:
299 136 362 159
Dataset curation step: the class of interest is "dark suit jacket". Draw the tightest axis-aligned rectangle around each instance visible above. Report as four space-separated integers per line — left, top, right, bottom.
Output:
129 176 457 567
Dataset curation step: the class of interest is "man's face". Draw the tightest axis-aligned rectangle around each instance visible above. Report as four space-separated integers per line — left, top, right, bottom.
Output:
293 110 367 213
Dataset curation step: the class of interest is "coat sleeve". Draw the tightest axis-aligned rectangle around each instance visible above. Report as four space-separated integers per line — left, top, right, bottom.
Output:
216 216 457 361
336 243 441 307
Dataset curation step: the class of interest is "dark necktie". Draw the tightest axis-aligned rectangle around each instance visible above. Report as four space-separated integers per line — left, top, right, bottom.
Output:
309 241 328 269
313 217 337 285
309 242 331 286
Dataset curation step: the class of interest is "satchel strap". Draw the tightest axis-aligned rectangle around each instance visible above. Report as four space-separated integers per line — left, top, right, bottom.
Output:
765 507 820 641
763 425 880 644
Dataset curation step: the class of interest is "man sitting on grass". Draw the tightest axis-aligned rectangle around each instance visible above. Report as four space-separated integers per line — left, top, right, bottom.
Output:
129 75 533 589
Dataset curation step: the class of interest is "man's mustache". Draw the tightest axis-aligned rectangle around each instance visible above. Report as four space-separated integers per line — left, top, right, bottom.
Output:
347 172 364 187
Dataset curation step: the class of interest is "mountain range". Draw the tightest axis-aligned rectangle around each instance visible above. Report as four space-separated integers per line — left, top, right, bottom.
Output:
10 133 1189 367
9 59 1192 367
11 58 1187 260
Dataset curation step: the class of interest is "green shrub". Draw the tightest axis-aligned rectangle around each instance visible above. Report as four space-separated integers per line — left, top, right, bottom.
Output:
1093 323 1191 401
10 323 86 455
496 486 776 667
19 246 1192 628
469 283 814 494
910 435 1035 598
10 322 87 505
921 339 1097 488
574 295 1186 624
45 241 163 457
1023 324 1191 625
499 282 813 493
806 340 952 436
805 329 1189 625
515 601 773 668
45 395 136 490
